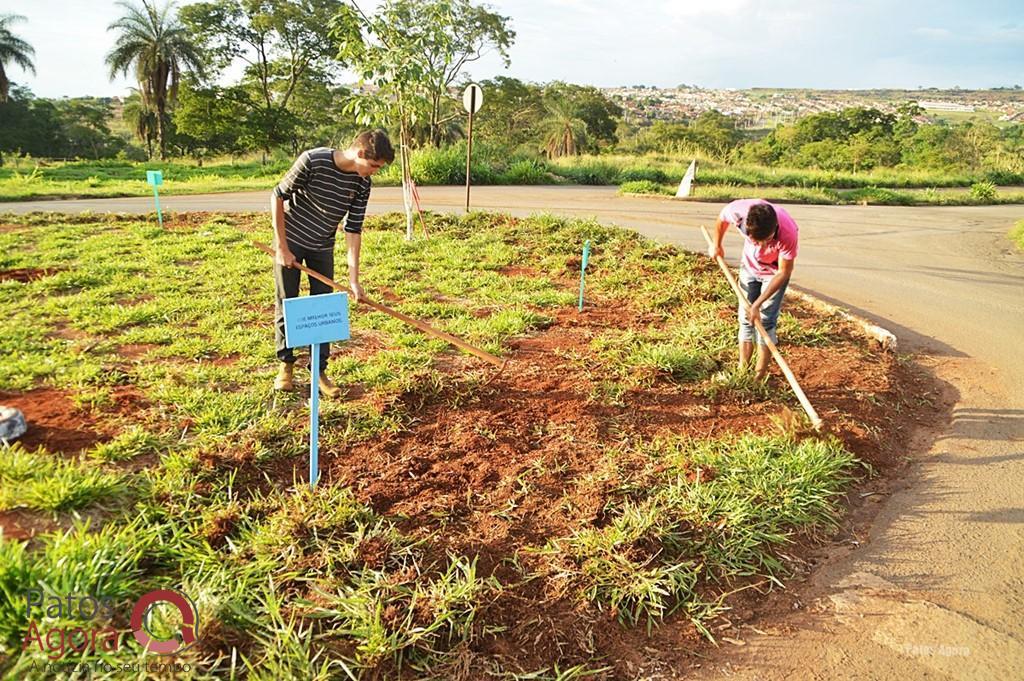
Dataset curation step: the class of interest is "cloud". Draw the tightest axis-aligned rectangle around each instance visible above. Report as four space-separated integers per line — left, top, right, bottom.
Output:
913 27 953 39
662 0 752 20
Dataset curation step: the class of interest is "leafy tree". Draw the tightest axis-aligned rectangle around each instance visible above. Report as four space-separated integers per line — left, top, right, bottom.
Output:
0 13 35 103
688 110 742 157
543 82 622 151
539 98 587 158
334 0 513 149
283 74 359 153
170 77 246 161
52 98 129 159
474 76 544 150
333 0 512 239
0 86 60 161
180 0 342 159
122 90 158 159
106 0 206 159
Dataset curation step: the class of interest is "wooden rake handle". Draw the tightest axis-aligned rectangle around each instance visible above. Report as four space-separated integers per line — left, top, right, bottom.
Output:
253 241 505 367
699 226 823 430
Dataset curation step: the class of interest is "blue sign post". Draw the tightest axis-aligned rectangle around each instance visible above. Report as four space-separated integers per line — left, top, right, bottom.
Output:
578 240 591 311
146 170 164 228
282 292 350 488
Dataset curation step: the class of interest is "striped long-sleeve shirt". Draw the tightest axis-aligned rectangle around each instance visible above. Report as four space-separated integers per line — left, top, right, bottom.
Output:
274 147 372 252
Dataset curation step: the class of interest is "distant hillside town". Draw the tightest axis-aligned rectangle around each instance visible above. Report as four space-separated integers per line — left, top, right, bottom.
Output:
604 85 1024 128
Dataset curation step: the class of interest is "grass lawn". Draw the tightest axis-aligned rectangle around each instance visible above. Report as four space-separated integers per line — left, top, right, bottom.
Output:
0 210 920 678
3 152 1023 206
620 180 1024 206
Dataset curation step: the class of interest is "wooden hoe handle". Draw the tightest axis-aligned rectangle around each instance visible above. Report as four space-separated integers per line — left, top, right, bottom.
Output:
699 226 823 430
253 241 505 368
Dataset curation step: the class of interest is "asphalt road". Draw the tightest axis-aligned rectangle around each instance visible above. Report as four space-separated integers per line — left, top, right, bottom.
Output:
5 186 1024 679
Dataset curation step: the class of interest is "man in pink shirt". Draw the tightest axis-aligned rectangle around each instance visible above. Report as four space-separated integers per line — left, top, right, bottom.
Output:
710 199 799 381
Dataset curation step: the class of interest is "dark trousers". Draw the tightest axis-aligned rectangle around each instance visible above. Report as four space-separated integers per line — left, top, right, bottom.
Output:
274 242 334 372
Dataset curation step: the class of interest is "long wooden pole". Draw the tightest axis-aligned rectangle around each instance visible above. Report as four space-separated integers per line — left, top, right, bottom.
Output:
699 226 823 430
253 241 505 368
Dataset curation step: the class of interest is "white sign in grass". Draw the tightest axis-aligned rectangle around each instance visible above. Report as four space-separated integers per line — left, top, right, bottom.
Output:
675 160 697 198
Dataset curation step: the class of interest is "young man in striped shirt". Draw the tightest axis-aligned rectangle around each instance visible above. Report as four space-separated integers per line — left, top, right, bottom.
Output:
271 130 394 396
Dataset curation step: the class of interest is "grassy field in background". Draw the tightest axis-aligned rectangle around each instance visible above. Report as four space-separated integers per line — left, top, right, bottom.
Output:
3 150 1023 206
0 210 908 678
619 179 1024 206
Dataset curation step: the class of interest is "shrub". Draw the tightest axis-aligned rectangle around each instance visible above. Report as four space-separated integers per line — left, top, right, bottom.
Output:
969 181 997 202
501 159 550 185
619 166 669 183
619 180 671 196
555 161 621 185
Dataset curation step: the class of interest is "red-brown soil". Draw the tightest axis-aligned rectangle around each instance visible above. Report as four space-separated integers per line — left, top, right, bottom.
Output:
0 388 109 454
0 267 60 283
191 291 936 675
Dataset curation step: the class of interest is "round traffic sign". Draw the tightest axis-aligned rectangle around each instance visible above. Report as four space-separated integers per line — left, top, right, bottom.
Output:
462 83 483 114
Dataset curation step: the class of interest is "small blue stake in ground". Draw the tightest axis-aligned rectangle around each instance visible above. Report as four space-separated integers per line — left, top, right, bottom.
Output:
578 239 591 311
146 170 164 228
282 292 350 488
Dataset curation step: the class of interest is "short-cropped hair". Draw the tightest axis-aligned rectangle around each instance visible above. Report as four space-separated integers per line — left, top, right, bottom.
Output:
351 129 395 164
746 203 779 241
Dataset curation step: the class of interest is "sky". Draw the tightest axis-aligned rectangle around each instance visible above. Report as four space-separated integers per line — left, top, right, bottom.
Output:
5 0 1023 99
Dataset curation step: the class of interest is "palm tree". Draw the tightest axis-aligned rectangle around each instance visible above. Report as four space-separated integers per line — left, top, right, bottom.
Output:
105 0 205 160
0 14 36 102
123 90 158 159
539 99 587 159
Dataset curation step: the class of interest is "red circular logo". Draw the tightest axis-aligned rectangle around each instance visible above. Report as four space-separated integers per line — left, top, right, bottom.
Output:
130 589 200 655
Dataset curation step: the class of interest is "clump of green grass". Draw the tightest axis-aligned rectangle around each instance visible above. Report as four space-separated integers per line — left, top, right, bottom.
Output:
551 159 621 185
543 434 855 631
245 484 407 575
702 365 773 402
308 556 492 673
618 180 672 196
776 311 839 346
1010 220 1024 252
88 425 169 462
0 444 126 512
969 181 998 202
501 159 551 184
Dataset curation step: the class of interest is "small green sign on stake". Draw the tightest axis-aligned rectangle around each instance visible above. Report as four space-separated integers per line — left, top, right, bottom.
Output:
578 239 591 312
146 170 164 228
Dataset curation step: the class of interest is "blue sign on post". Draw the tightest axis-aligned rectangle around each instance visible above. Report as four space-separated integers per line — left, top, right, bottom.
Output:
146 170 164 228
283 292 351 488
578 240 591 311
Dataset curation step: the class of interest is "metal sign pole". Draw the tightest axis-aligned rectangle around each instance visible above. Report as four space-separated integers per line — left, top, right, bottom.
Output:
309 342 320 487
465 87 475 213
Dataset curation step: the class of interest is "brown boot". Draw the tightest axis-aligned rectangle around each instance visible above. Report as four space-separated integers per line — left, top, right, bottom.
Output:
318 372 343 398
273 362 294 391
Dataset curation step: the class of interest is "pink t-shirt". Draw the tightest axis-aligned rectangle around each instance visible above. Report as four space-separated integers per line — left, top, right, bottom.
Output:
718 199 799 281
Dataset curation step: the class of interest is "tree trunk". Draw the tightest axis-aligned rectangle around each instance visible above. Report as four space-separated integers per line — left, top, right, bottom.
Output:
156 107 167 161
400 113 415 241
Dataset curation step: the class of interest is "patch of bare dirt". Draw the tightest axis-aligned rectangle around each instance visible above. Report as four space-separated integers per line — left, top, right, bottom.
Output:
0 509 61 541
0 388 109 454
498 265 540 277
0 267 60 283
117 343 160 360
